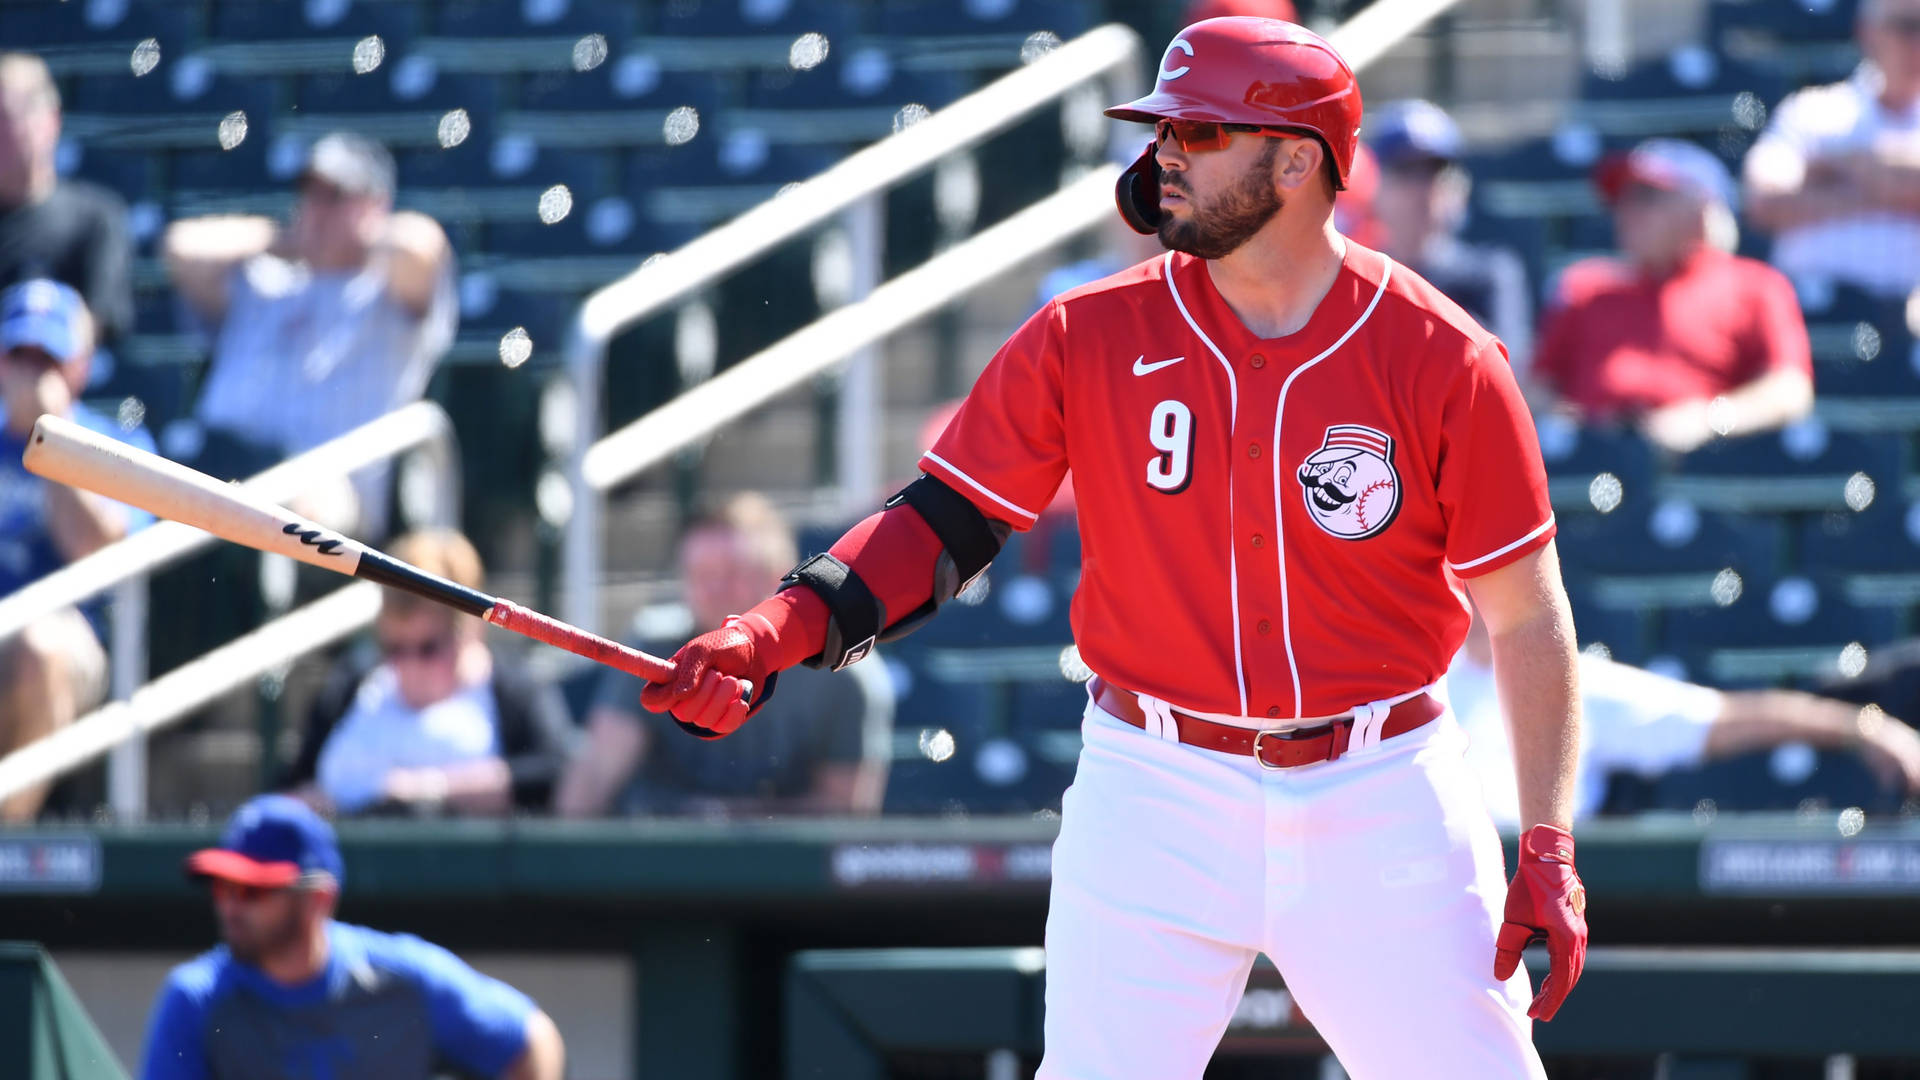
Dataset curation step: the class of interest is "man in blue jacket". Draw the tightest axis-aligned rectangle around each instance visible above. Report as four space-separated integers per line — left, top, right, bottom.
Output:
139 795 565 1080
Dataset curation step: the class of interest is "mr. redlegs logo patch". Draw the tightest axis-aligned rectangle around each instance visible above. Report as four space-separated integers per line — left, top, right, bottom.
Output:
1297 424 1401 540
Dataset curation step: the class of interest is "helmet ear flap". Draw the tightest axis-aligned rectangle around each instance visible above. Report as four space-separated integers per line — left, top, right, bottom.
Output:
1115 141 1163 236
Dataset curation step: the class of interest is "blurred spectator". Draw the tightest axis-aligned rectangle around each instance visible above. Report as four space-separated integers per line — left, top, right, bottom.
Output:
1368 99 1533 369
1744 0 1920 298
139 795 565 1080
280 530 573 817
163 131 454 532
0 280 152 822
1450 610 1920 826
1532 138 1813 453
0 53 133 349
556 493 893 817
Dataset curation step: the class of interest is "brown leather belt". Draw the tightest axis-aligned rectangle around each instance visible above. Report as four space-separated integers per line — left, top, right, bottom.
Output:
1089 675 1443 770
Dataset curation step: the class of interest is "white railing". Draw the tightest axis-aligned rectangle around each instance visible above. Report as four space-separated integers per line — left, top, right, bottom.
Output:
560 23 1148 633
561 1 1473 633
0 401 459 815
0 583 384 809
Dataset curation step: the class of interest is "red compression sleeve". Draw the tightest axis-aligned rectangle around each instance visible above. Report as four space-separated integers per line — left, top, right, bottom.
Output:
741 501 949 671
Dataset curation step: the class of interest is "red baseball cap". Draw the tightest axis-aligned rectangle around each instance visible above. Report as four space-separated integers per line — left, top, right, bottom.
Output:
185 795 342 889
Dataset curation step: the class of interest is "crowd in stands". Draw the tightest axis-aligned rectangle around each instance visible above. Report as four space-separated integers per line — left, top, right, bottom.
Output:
5 0 1920 829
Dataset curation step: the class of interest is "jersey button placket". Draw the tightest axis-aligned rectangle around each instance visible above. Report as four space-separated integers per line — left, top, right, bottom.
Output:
1247 443 1261 459
1256 619 1271 635
1249 353 1266 370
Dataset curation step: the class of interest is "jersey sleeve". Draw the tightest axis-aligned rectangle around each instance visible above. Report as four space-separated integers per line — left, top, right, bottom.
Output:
1746 263 1814 379
1436 338 1557 578
387 932 536 1077
138 968 211 1080
919 300 1069 530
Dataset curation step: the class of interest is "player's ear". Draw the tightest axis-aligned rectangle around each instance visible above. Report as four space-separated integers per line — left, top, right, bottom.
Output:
1272 137 1327 196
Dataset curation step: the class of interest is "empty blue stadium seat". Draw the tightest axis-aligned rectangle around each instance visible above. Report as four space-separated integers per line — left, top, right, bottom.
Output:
1008 673 1088 732
1660 573 1900 652
1534 417 1658 510
297 65 502 137
876 0 1093 40
70 68 281 119
1798 502 1920 573
1669 423 1904 481
1567 586 1648 665
1709 0 1859 45
652 0 859 40
1557 503 1785 577
212 0 424 44
517 61 725 115
1645 746 1896 815
170 139 278 194
631 131 842 188
2 0 200 50
454 283 573 351
435 0 638 39
395 138 492 187
1581 45 1784 105
1808 317 1920 397
62 146 161 204
743 49 967 112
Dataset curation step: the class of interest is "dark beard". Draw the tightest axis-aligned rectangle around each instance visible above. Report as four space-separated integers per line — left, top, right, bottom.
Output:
1158 143 1283 259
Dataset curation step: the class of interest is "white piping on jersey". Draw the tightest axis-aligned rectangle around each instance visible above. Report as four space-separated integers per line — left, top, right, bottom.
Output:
922 451 1040 522
1271 253 1393 720
1162 251 1249 719
1448 514 1557 573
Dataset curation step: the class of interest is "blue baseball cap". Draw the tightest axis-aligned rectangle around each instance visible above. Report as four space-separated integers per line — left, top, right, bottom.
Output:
0 279 87 365
1367 100 1464 168
1595 138 1737 208
186 795 344 889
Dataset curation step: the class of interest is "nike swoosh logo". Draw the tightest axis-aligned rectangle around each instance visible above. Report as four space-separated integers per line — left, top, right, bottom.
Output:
1132 354 1186 375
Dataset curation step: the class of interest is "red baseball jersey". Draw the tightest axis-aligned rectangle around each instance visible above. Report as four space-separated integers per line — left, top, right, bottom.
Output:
922 243 1554 723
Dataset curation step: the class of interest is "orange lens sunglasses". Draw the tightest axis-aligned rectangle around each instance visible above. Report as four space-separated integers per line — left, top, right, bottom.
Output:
1155 118 1309 153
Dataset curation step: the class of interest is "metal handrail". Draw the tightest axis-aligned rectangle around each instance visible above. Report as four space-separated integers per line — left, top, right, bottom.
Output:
0 583 385 808
560 24 1147 633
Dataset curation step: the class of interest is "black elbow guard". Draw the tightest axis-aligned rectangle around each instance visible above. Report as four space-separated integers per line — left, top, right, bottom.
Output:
776 475 1010 670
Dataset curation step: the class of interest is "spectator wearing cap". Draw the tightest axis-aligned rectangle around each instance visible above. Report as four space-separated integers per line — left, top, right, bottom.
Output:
0 54 134 350
1367 99 1535 370
0 279 152 822
1744 0 1920 297
1532 138 1813 454
162 131 455 534
138 795 565 1080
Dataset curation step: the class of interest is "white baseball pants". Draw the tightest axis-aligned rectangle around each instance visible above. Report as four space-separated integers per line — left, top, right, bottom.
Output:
1037 697 1545 1080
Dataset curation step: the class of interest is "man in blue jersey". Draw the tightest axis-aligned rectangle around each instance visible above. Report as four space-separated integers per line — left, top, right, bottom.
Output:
139 795 565 1080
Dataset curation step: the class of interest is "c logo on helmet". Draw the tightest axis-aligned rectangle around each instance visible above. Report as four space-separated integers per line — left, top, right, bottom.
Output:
1160 38 1193 81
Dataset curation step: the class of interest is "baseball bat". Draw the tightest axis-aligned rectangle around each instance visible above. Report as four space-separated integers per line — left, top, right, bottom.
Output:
22 413 673 683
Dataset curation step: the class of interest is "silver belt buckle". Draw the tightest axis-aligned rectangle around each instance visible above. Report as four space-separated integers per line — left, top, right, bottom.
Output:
1250 724 1330 771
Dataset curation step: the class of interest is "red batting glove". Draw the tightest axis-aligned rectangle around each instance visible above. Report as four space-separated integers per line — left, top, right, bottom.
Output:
1493 824 1589 1022
638 591 827 738
638 614 775 738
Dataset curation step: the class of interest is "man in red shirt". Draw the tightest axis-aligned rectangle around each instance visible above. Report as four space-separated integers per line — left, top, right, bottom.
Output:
642 18 1586 1078
1533 138 1814 453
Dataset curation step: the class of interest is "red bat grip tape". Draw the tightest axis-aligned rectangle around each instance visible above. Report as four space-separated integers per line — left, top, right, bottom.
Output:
483 599 674 683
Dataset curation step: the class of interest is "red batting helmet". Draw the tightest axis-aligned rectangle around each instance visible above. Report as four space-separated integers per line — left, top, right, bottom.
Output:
1105 18 1363 234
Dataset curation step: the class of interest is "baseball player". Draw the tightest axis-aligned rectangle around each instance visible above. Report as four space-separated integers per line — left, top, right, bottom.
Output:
641 17 1587 1078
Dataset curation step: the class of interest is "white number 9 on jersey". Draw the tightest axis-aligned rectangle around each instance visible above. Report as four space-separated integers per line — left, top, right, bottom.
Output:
1145 399 1194 494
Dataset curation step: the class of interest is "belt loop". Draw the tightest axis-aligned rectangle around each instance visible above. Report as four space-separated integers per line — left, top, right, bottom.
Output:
1136 693 1181 742
1349 700 1389 756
